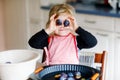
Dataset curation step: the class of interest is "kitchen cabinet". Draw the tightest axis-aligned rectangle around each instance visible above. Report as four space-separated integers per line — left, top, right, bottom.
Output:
75 13 115 35
81 29 114 53
76 13 115 80
76 13 115 32
115 18 120 33
114 18 120 80
80 28 114 80
114 33 120 80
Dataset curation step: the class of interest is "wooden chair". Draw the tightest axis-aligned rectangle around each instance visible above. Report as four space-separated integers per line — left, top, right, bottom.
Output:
94 51 107 80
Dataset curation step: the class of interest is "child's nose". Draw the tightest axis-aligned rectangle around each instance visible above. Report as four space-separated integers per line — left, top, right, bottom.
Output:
61 24 64 28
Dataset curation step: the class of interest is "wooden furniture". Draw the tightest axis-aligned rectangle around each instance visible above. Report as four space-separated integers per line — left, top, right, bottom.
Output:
79 51 107 80
94 51 107 80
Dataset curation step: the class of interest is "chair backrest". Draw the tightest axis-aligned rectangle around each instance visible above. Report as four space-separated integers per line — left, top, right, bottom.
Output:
79 52 95 67
94 51 107 80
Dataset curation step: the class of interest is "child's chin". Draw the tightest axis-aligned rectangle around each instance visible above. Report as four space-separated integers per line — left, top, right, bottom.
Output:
58 33 70 36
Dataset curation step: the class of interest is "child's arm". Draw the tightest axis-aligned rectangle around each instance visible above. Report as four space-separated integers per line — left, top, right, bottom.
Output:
28 14 56 49
68 16 97 49
28 29 49 49
76 27 97 50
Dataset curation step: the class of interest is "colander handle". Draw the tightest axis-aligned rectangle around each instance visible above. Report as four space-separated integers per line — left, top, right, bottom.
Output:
91 73 99 80
34 66 44 74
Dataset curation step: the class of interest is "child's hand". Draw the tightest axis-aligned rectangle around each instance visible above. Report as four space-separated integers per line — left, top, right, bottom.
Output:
69 16 78 31
45 14 57 35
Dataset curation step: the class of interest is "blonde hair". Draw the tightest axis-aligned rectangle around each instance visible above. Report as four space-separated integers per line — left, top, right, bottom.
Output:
46 4 76 28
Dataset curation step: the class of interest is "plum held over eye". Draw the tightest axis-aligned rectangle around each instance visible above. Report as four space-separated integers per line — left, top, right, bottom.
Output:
56 19 62 26
64 20 70 27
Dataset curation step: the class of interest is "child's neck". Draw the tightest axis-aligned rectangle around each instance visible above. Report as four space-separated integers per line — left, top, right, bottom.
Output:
54 33 72 37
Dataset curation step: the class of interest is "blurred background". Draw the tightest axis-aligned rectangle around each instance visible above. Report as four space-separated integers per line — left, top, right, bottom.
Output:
0 0 119 50
0 0 120 80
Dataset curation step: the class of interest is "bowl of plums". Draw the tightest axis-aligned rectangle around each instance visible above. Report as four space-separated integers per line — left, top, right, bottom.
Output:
37 64 101 80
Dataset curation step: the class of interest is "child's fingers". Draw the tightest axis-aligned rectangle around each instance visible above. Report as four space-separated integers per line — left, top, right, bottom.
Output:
68 15 75 21
50 14 56 20
68 16 75 26
68 17 75 29
50 14 57 26
47 14 57 33
49 14 56 24
68 16 78 30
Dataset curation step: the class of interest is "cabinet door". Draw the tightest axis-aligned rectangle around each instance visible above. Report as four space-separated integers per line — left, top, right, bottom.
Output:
115 18 120 33
81 29 114 80
76 13 114 32
114 34 120 80
81 29 114 53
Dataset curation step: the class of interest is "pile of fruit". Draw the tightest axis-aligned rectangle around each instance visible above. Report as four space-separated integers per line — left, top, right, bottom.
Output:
54 72 86 80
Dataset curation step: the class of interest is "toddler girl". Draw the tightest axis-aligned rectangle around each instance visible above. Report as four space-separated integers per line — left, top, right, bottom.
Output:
28 4 97 65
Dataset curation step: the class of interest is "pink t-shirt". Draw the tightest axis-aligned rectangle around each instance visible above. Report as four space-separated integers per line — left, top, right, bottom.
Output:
44 33 79 65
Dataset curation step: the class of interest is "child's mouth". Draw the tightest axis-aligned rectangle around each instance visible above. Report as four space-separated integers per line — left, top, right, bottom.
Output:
59 28 64 31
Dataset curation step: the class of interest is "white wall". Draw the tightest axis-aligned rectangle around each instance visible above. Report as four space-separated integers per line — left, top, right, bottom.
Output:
4 0 28 49
3 0 44 55
28 0 42 37
0 0 5 51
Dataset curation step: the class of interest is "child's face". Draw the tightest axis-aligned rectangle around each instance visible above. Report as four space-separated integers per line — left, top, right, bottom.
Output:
54 13 73 36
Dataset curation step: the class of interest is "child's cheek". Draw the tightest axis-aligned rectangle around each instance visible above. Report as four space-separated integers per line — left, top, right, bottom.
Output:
67 26 74 31
54 29 59 34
